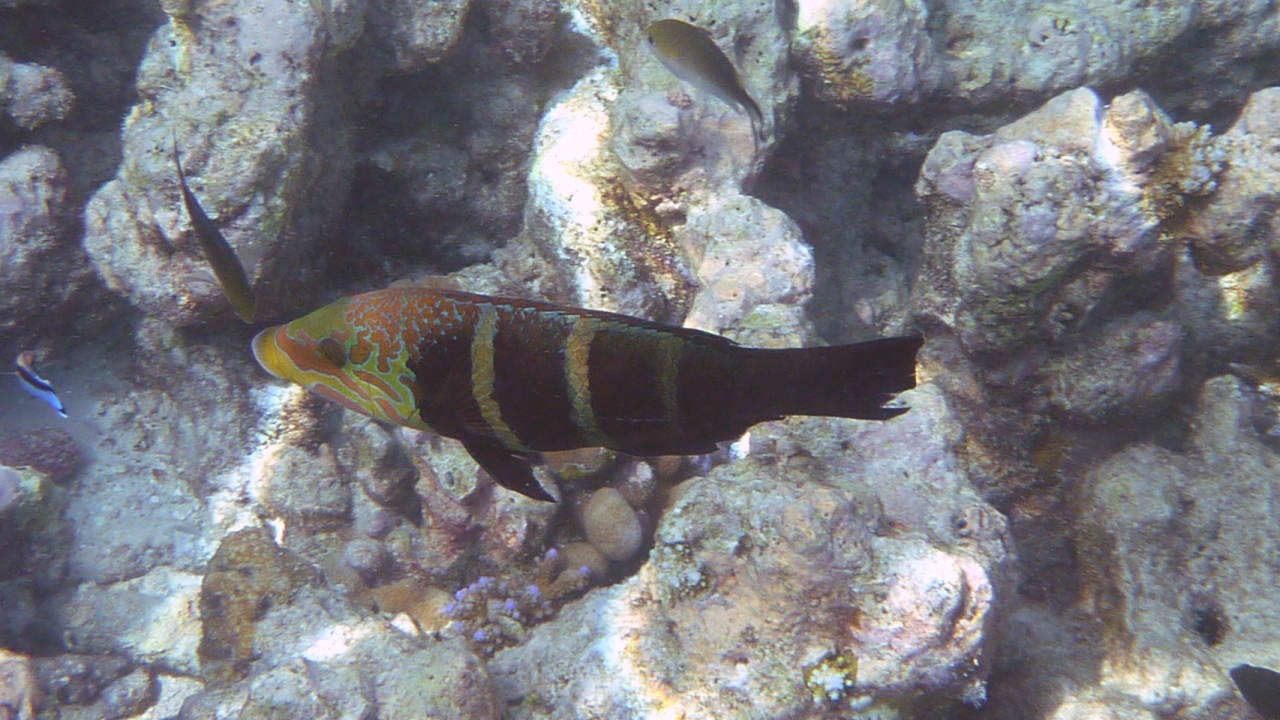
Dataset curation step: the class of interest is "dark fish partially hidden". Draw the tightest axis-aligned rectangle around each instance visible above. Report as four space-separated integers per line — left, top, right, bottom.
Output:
173 139 257 323
14 351 67 418
1231 664 1280 719
252 287 922 501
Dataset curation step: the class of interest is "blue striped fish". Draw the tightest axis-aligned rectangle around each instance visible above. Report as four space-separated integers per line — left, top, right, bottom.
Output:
14 351 67 418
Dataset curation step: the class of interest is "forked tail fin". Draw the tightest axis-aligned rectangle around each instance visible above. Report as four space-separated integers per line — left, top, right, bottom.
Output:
741 335 923 421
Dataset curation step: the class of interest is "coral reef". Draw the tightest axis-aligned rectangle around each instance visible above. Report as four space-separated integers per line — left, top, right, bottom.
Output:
0 648 37 720
492 385 1008 718
6 0 1280 715
0 464 66 598
0 426 82 483
0 52 73 130
197 528 323 685
0 145 92 350
82 0 351 326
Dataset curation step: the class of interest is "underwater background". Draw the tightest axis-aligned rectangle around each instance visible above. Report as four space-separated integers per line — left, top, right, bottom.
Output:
2 0 1280 717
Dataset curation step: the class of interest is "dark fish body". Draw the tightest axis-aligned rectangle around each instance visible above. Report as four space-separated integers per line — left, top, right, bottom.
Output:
174 142 257 323
1232 664 1280 719
253 288 921 501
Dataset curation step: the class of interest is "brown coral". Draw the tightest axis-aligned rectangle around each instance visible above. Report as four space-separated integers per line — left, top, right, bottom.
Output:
197 528 322 686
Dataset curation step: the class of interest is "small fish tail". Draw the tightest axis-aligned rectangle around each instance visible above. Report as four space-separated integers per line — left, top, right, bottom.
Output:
739 336 923 421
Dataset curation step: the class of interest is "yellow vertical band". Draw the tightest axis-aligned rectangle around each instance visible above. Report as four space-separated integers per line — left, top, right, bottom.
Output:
565 316 611 447
471 304 529 452
654 331 683 438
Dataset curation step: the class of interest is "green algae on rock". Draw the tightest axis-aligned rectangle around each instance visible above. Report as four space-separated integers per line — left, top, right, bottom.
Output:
198 528 322 686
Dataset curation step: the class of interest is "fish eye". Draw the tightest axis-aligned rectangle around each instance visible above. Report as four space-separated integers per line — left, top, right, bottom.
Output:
319 338 347 367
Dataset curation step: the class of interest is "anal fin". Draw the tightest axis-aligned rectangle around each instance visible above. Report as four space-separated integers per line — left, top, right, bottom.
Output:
461 436 556 502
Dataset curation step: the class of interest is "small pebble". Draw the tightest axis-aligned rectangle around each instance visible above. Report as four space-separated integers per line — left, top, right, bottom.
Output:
583 487 644 561
559 542 608 581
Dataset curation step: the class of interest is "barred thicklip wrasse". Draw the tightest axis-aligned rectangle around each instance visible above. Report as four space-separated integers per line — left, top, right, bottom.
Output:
252 287 922 501
14 351 67 418
173 139 257 323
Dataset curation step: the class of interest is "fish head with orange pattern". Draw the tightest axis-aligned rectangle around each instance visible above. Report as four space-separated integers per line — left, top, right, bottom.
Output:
252 291 432 431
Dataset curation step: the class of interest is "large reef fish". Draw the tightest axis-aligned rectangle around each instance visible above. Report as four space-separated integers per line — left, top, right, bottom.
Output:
252 287 922 501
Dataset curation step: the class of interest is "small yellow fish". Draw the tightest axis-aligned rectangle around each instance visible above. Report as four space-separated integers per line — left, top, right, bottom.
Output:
644 19 763 141
173 137 257 323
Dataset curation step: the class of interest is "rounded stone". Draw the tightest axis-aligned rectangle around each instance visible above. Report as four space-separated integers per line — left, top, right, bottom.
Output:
557 542 608 582
582 488 643 562
343 538 392 585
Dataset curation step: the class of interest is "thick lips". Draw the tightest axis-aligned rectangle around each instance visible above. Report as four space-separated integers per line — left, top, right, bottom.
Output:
251 326 288 380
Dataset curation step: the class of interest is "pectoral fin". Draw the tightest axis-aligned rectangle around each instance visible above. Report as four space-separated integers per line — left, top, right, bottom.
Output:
460 436 556 502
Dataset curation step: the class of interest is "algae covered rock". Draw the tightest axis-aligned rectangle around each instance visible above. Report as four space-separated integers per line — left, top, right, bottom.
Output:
82 0 350 326
492 385 1008 718
180 527 502 718
0 464 66 588
792 0 940 108
0 52 74 130
1008 376 1273 718
0 649 38 720
0 146 90 350
198 528 323 685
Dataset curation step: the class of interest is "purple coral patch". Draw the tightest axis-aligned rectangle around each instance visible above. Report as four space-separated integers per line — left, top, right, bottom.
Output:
0 427 81 483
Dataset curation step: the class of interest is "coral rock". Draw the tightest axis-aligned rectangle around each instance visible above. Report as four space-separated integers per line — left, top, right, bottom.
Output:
793 0 941 107
1186 87 1280 275
0 427 82 484
364 0 471 72
32 653 132 707
82 0 350 326
344 416 418 512
493 385 1008 718
57 567 204 677
0 649 37 720
0 53 74 130
988 377 1271 718
912 87 1222 431
197 528 322 685
260 443 352 525
0 146 88 349
557 541 608 583
0 464 64 585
